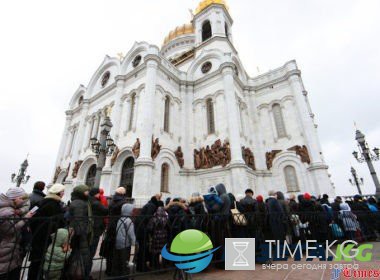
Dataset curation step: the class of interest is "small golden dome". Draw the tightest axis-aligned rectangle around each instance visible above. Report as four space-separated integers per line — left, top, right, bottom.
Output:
163 23 195 46
194 0 229 15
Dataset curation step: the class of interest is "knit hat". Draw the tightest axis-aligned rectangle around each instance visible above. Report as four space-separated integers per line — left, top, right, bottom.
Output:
245 188 254 195
256 195 264 203
73 185 90 194
5 187 27 200
304 192 311 201
48 183 66 194
115 187 126 195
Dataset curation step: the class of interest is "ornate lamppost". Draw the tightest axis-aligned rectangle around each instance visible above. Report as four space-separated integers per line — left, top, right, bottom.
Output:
90 108 115 189
352 129 380 198
348 166 364 195
11 158 31 187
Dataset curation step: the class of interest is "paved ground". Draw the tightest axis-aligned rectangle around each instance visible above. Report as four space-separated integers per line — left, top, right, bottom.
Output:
91 242 380 280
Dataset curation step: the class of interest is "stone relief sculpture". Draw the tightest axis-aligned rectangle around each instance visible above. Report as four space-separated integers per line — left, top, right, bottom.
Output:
110 146 120 167
53 166 61 183
132 138 140 158
288 145 311 164
175 146 184 168
242 146 256 170
193 139 231 169
266 150 282 169
151 137 161 160
72 160 83 178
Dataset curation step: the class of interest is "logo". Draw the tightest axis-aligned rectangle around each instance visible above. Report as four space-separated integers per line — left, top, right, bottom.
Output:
161 229 220 274
225 238 256 270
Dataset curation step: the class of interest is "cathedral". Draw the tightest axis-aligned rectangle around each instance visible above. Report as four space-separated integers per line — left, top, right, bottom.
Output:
52 0 335 203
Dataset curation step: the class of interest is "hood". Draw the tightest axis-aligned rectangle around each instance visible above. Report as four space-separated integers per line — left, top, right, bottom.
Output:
168 201 186 210
121 203 134 216
112 193 126 202
208 186 217 195
340 203 351 211
276 191 285 201
51 228 69 247
215 183 227 195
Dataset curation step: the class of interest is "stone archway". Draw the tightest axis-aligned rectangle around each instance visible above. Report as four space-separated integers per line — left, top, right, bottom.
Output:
119 157 135 198
85 164 97 188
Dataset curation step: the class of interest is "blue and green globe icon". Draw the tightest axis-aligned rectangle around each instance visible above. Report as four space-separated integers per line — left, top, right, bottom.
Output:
161 229 220 273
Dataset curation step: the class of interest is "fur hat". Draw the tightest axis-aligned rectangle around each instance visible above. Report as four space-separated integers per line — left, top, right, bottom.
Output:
48 183 66 194
5 187 27 200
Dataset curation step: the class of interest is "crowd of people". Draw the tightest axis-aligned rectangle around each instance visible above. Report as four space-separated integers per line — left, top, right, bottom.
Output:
0 181 379 279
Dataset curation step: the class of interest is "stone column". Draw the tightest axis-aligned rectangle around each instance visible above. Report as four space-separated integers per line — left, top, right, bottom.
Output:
132 55 159 200
55 111 73 168
82 116 92 151
288 74 322 163
73 100 89 159
111 79 125 141
221 63 247 194
221 63 244 164
119 96 129 136
182 84 194 169
93 113 101 139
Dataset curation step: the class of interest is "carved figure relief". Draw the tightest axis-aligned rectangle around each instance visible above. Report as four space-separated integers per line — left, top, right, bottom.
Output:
151 137 161 160
266 150 282 169
288 145 311 164
242 146 256 170
132 138 140 158
72 160 83 178
111 146 120 167
175 146 184 168
194 139 231 169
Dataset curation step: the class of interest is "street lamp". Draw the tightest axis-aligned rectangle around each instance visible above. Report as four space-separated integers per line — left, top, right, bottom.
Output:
90 113 115 189
348 166 364 195
11 158 31 187
352 129 380 198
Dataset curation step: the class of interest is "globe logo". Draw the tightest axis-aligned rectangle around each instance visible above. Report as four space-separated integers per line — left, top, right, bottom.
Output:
161 229 220 274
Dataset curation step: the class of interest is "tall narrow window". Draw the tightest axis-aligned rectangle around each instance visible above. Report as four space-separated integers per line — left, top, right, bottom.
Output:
161 163 169 193
128 94 136 131
225 22 228 38
202 20 212 42
164 96 170 132
284 165 299 192
272 104 286 138
206 98 215 134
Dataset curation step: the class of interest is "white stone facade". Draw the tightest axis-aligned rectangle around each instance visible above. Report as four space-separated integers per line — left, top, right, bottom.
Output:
53 2 334 203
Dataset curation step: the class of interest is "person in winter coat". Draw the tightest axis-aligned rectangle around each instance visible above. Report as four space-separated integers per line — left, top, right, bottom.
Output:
99 188 108 207
30 181 46 209
203 186 224 214
0 187 34 280
43 228 72 280
67 185 93 279
147 206 168 270
266 190 286 241
88 188 108 272
103 187 129 275
338 203 359 240
113 204 136 276
288 194 299 213
166 198 187 244
188 192 207 231
28 183 66 280
135 195 161 272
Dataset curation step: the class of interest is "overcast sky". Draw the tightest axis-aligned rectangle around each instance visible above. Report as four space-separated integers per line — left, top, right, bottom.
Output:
0 0 379 196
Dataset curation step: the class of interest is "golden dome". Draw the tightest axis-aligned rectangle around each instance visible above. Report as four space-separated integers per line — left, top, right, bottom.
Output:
194 0 229 15
163 23 195 46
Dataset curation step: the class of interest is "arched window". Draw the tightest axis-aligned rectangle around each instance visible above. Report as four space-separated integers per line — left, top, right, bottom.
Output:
128 93 136 131
284 165 299 192
164 96 170 133
85 164 97 188
206 98 215 134
161 163 169 193
202 20 212 42
272 104 286 138
78 96 83 106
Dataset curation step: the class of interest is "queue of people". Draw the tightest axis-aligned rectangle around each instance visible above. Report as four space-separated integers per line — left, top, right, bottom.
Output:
0 181 379 279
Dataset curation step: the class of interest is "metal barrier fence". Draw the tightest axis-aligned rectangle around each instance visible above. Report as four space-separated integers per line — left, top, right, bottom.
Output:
0 210 379 279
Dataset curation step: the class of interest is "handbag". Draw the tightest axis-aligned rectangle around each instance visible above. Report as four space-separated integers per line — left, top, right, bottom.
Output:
231 201 247 226
330 223 344 238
